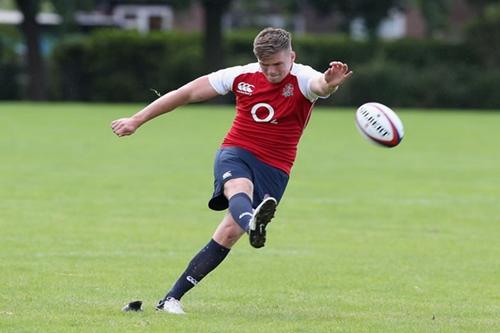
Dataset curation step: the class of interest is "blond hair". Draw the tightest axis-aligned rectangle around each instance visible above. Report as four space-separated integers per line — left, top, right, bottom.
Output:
253 27 292 60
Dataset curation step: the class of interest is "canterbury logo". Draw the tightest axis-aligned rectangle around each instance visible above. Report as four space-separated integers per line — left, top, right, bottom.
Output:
239 212 253 219
237 82 254 95
186 275 198 286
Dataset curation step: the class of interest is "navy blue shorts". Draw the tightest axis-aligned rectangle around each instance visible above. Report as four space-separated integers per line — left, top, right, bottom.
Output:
208 147 289 211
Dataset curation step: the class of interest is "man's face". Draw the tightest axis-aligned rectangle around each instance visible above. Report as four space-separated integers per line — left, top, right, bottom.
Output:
258 50 296 84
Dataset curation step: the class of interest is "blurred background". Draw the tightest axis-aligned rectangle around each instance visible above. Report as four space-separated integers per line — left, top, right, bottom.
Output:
1 0 499 108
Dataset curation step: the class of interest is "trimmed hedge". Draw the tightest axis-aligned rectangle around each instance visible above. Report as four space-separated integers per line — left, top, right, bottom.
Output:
51 30 203 102
44 29 500 108
331 62 491 108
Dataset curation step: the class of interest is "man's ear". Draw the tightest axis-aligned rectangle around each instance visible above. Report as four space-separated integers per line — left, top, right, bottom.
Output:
290 51 296 62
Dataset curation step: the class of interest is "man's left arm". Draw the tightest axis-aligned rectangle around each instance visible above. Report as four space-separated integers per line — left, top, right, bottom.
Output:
310 61 353 98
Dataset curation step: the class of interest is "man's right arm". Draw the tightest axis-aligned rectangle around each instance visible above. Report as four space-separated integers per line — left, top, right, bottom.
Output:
111 75 219 137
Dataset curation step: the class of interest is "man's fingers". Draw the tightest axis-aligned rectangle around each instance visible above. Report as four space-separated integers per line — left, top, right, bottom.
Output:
111 119 129 134
111 120 120 130
111 120 127 136
329 61 344 66
325 64 349 77
327 62 349 76
112 124 135 137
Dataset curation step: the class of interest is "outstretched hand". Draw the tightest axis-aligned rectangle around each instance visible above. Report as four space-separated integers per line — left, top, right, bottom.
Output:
111 117 141 137
324 61 353 88
310 61 353 97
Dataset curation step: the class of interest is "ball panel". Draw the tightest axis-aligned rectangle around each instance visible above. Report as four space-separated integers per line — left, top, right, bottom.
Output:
355 102 404 148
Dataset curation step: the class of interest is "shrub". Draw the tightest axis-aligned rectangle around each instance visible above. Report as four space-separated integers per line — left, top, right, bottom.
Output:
51 30 203 102
48 29 500 108
465 4 500 69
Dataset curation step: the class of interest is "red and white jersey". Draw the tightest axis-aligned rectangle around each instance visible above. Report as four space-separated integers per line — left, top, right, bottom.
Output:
208 62 325 174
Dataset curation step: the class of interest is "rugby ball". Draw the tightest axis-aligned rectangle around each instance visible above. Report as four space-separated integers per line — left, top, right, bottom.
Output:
355 102 404 148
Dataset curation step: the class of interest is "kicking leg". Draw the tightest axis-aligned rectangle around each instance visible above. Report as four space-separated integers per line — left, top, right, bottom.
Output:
224 177 254 232
157 214 244 314
224 178 277 248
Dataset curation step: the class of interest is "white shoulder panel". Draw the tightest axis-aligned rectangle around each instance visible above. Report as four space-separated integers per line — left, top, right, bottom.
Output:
291 63 325 102
208 63 260 95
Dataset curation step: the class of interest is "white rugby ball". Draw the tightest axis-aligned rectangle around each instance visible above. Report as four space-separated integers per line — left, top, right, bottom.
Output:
355 102 404 148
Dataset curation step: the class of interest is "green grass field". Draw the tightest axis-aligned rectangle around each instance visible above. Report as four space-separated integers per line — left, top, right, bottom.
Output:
1 102 499 332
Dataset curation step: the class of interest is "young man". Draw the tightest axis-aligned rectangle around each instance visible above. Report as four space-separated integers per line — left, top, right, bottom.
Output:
111 27 352 314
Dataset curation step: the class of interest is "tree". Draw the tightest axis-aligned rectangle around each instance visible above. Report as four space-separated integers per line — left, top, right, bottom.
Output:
201 0 232 72
306 0 399 38
14 0 98 100
404 0 451 38
232 0 399 38
336 0 400 38
91 0 234 72
465 1 500 67
15 0 233 99
15 0 46 100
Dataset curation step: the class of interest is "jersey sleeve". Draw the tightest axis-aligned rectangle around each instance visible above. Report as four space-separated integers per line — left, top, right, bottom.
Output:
206 64 251 95
207 66 238 95
294 64 329 102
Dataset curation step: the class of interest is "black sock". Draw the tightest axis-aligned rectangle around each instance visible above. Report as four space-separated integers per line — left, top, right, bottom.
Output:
164 239 230 301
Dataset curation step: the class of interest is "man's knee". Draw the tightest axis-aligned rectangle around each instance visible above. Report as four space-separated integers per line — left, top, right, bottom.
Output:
224 177 253 199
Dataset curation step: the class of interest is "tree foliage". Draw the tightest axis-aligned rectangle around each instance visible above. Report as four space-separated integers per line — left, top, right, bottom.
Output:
465 1 500 67
230 0 399 38
331 0 399 37
410 0 451 37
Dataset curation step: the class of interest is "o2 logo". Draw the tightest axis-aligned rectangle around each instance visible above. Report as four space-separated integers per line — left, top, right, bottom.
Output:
251 103 278 124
